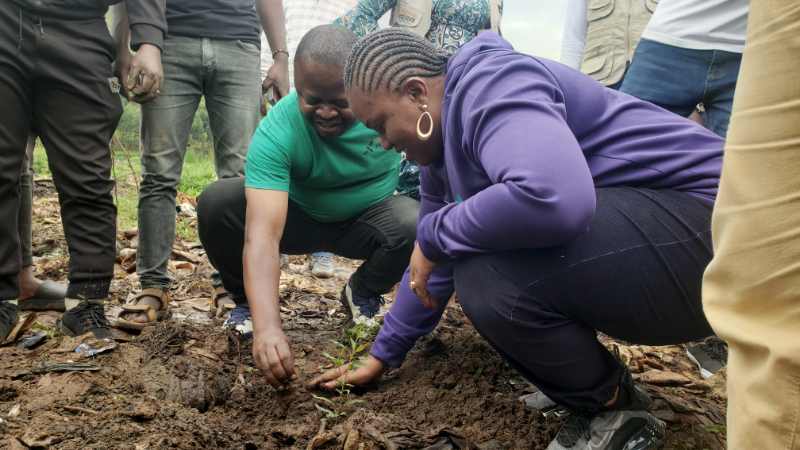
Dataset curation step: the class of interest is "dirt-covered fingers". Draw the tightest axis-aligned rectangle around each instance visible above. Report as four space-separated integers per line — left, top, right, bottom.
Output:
267 342 295 382
308 365 349 389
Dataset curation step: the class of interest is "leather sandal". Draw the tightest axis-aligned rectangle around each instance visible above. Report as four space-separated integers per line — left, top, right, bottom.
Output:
115 288 171 331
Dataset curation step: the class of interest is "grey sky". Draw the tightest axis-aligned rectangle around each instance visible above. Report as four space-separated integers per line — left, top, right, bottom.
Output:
502 1 567 60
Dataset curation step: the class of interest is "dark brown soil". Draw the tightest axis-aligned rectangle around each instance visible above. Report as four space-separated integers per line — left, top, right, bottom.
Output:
0 181 727 449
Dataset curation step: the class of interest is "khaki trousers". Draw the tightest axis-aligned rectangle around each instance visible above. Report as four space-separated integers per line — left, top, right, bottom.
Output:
702 2 800 449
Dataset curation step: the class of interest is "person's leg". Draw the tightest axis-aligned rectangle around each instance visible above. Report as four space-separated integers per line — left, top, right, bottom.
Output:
0 2 33 338
197 178 336 302
702 3 800 448
17 137 36 295
201 38 262 304
32 15 121 337
331 195 418 322
137 37 203 293
454 188 714 412
203 38 261 179
700 50 742 139
620 39 708 117
334 195 419 297
16 136 68 304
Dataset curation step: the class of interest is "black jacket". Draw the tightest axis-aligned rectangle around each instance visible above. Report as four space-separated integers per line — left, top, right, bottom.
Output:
12 0 166 50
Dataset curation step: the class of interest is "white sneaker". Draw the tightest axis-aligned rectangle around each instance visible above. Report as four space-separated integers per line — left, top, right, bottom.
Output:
310 252 335 278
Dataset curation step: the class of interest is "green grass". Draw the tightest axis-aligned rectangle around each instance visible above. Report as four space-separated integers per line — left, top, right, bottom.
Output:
30 102 217 236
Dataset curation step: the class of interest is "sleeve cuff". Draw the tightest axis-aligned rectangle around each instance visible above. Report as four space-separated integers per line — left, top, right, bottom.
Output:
416 215 447 262
130 23 164 52
369 334 406 368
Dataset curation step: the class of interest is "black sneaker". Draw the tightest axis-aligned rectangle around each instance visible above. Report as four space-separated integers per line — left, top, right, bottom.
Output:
58 299 112 339
0 301 19 342
546 409 665 450
339 281 384 326
686 336 727 378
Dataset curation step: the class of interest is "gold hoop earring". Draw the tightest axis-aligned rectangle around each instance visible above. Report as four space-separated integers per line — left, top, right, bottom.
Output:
416 105 433 142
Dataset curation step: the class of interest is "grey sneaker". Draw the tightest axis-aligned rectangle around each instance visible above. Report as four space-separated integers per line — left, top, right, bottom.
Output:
310 252 335 278
686 336 727 379
339 281 384 326
546 409 665 450
0 301 19 342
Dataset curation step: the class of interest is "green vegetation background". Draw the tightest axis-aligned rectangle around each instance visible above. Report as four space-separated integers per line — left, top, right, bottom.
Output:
33 100 218 241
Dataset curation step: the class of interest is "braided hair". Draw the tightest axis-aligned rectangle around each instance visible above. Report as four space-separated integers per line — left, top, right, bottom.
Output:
344 28 449 93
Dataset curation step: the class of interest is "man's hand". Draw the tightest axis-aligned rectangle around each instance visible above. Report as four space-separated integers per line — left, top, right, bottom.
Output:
126 43 163 104
253 328 295 387
308 355 385 390
261 56 289 114
409 242 437 309
113 46 133 99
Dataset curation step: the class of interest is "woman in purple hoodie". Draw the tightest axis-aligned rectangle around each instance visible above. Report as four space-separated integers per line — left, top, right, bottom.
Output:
311 29 723 450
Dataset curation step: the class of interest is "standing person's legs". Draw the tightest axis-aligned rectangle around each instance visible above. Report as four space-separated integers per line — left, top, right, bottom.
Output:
137 37 203 293
16 136 68 304
204 38 260 179
702 3 800 448
700 50 742 139
202 37 262 309
0 3 32 338
454 188 714 412
620 39 708 118
17 137 36 293
32 15 121 337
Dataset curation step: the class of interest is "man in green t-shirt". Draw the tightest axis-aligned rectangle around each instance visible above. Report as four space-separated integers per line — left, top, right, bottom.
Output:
197 25 418 387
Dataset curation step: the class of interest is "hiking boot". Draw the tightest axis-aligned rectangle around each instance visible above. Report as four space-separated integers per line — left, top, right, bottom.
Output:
686 336 727 379
58 299 112 339
309 252 335 278
224 303 253 338
339 280 385 326
546 409 665 450
0 301 19 342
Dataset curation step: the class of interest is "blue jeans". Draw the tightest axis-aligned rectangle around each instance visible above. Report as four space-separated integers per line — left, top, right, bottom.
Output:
620 39 742 138
138 37 261 289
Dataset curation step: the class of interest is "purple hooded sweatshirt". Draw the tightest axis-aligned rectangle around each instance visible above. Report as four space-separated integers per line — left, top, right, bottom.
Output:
369 32 723 368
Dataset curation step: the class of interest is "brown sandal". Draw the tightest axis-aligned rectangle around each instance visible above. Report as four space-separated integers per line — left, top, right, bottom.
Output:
210 286 235 318
116 288 171 331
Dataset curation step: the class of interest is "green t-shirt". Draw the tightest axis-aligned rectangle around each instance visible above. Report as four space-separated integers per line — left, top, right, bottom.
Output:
245 91 400 223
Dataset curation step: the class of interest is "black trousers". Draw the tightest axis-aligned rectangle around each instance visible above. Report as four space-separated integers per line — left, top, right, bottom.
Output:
197 177 419 301
454 188 715 412
0 4 120 300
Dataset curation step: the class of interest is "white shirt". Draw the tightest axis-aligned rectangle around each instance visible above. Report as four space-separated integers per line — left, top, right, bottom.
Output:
560 0 588 70
643 0 748 53
260 0 359 88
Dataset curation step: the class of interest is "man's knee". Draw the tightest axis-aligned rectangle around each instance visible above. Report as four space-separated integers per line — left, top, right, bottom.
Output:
197 177 244 236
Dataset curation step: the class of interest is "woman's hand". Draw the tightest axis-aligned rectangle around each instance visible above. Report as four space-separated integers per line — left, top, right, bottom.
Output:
409 242 437 309
308 355 385 390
